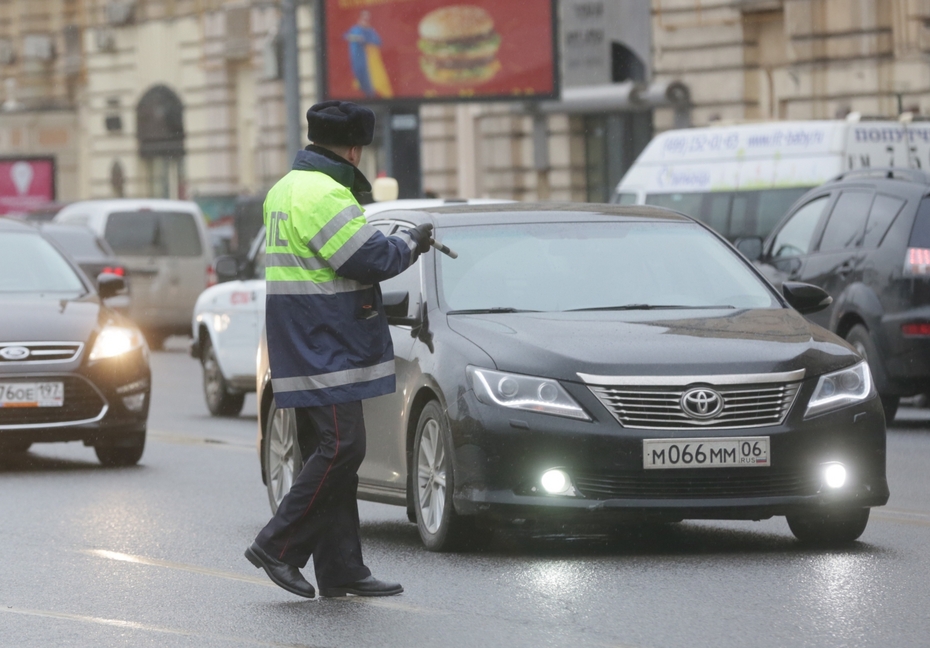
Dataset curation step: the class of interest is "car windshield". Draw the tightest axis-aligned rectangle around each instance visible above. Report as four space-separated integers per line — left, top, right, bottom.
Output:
0 232 86 294
437 220 778 313
42 227 112 259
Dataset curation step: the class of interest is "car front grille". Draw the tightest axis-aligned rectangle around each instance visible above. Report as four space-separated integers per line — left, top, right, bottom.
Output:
573 470 819 500
0 376 107 429
587 381 801 430
0 342 83 365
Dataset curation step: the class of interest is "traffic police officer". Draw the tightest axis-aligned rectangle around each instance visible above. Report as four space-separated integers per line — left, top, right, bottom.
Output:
245 101 432 598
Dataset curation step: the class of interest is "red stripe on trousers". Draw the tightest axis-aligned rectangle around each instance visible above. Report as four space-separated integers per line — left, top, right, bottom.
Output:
279 404 341 560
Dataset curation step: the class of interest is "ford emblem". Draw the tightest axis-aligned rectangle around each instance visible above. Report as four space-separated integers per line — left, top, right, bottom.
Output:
0 346 31 361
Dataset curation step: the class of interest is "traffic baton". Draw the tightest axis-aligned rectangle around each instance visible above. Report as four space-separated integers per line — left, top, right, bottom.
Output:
430 239 458 259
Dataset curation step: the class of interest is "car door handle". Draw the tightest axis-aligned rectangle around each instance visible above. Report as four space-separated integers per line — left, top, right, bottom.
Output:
836 261 854 277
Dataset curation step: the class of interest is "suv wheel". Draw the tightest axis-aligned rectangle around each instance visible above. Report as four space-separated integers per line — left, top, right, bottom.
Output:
845 324 899 422
201 338 245 417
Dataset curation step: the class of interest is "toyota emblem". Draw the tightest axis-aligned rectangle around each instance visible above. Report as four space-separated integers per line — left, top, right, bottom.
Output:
0 346 30 361
680 387 724 419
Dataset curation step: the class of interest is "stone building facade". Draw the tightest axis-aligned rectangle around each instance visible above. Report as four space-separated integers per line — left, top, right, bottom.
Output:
2 0 929 212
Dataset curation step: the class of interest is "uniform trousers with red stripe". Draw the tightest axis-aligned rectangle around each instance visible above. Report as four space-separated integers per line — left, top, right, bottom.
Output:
254 400 372 589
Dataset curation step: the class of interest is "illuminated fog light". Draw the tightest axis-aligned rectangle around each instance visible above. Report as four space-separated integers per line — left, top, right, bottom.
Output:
823 463 847 489
122 393 146 412
541 469 570 495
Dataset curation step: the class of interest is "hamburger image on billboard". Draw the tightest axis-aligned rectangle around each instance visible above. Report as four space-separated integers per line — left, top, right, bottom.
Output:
417 5 501 85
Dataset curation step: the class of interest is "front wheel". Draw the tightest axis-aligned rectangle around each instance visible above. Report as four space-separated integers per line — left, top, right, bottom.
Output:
845 324 898 422
201 338 245 417
95 433 145 467
786 508 870 546
412 401 485 552
263 400 302 514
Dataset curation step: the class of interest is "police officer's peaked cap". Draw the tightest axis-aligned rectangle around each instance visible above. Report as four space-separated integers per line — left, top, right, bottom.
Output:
307 101 375 147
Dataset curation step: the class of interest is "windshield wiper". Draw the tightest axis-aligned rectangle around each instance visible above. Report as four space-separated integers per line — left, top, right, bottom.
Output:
446 307 539 315
567 304 736 312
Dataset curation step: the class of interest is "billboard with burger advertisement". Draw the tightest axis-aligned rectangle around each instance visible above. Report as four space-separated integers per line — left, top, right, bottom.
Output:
322 0 558 103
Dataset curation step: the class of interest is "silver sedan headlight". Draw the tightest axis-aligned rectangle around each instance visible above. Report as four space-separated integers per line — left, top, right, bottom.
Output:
805 361 873 418
467 366 590 421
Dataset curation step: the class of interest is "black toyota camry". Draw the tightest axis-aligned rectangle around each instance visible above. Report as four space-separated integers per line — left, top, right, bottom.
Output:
256 204 888 550
0 218 150 465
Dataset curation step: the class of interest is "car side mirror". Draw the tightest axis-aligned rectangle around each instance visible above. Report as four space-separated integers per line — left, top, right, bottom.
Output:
383 290 417 325
735 236 764 261
214 255 240 283
782 281 832 314
97 273 126 299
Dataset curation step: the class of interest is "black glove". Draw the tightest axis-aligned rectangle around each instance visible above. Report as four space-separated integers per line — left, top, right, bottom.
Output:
407 223 434 254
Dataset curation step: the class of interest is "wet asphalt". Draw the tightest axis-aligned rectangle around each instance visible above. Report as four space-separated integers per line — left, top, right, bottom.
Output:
2 343 930 648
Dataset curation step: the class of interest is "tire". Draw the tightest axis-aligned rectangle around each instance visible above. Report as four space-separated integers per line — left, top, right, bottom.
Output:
786 508 870 546
412 401 486 551
845 324 898 422
0 442 31 454
95 433 146 467
263 399 302 514
201 338 245 417
144 330 167 351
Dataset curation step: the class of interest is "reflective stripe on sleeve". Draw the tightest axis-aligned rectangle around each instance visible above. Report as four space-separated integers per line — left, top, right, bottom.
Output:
264 252 328 271
308 204 364 253
394 230 418 253
265 276 370 295
271 360 396 393
328 222 378 271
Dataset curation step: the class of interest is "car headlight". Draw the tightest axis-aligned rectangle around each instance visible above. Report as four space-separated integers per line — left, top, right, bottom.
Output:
805 361 873 418
467 366 590 421
89 325 144 361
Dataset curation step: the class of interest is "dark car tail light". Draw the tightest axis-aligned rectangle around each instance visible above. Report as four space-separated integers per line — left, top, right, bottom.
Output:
902 322 930 337
207 263 217 287
102 266 125 277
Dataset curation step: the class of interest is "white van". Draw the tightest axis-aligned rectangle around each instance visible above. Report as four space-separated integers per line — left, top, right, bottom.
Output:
54 199 214 348
613 119 930 240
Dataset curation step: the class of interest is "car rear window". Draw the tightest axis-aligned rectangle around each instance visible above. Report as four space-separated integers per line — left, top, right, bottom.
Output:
105 211 203 257
0 232 85 293
909 197 930 248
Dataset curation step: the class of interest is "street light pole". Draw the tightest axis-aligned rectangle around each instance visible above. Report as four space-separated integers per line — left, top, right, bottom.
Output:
281 0 302 160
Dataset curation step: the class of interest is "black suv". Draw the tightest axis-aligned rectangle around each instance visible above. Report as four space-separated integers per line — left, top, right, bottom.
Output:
740 168 930 421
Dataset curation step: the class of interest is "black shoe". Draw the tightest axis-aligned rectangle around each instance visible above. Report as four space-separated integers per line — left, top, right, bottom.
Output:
245 542 315 598
319 575 404 598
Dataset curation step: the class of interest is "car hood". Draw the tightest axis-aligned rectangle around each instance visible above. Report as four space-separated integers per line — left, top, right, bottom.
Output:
0 292 102 343
445 308 858 383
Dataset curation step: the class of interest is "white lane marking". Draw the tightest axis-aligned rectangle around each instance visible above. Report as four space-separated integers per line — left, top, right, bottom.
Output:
149 431 255 450
0 606 317 647
84 549 274 588
873 508 930 527
84 549 443 614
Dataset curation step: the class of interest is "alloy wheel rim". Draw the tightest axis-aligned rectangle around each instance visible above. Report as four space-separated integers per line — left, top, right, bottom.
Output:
417 418 447 534
268 408 297 507
203 349 222 405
